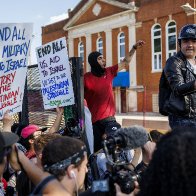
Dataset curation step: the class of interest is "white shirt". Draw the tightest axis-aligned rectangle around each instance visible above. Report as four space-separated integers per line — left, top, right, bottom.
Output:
188 59 196 74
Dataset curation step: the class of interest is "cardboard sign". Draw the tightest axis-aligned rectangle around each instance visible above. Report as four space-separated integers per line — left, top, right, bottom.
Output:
0 23 33 119
36 37 74 109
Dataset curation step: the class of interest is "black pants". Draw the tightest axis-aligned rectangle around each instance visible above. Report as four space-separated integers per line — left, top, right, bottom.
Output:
93 117 121 152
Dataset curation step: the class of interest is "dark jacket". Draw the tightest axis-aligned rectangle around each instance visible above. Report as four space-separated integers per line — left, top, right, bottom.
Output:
164 51 196 117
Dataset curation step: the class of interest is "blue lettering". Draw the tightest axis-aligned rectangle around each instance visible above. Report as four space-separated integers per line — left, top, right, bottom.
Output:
12 26 18 41
0 27 11 41
11 26 25 41
2 40 30 58
47 88 68 100
42 79 69 96
0 62 5 71
4 58 27 73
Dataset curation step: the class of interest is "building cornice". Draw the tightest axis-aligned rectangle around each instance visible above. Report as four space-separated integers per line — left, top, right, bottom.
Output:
67 10 136 39
63 0 137 30
100 0 136 10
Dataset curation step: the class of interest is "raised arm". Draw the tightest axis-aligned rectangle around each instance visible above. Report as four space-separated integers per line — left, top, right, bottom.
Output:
2 110 13 132
48 107 64 133
118 40 145 72
9 146 70 195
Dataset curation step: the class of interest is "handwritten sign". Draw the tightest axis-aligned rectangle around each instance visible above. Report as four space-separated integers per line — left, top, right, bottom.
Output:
0 23 33 119
36 37 74 109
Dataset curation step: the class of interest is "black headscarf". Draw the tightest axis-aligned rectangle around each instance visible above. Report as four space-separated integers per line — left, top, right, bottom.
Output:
88 51 105 77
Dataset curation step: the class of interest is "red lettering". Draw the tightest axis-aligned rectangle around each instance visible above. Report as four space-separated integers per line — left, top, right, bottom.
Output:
0 71 16 86
0 84 11 94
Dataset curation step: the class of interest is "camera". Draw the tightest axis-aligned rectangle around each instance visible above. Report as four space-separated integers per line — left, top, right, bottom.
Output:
101 139 142 195
104 160 141 195
57 118 81 138
65 118 81 138
112 168 139 194
88 126 148 195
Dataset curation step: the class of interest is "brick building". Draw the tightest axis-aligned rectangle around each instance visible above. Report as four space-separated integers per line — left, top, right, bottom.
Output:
42 0 196 113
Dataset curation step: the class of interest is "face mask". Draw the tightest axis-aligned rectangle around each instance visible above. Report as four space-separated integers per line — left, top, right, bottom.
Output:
88 51 105 77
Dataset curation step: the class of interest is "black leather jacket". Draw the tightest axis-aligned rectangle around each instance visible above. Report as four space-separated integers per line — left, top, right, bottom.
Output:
164 51 196 117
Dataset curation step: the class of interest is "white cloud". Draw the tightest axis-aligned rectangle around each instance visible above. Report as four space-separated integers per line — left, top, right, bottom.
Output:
45 12 69 25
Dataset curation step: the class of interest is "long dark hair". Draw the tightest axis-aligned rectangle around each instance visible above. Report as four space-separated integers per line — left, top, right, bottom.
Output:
138 127 196 196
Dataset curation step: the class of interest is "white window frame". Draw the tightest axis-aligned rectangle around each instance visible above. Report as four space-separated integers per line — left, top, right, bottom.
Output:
166 21 177 60
96 37 103 54
151 24 162 72
78 41 84 62
118 32 125 63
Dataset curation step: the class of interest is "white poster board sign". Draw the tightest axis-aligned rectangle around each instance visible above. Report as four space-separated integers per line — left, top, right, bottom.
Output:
36 37 74 109
0 23 33 119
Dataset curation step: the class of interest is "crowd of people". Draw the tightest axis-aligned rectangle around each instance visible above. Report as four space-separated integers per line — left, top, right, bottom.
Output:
0 23 196 196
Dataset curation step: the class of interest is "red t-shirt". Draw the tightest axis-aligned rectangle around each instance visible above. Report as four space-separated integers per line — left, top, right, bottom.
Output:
84 64 118 123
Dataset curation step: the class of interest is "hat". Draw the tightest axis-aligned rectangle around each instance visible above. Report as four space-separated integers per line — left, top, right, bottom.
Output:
178 24 196 40
105 121 121 137
21 125 47 139
0 132 19 154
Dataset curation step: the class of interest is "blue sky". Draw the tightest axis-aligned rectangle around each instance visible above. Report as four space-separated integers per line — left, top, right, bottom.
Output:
0 0 80 64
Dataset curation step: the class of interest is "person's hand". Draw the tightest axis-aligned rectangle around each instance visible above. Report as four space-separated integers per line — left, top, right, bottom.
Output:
115 183 135 196
115 181 140 196
142 141 156 163
102 133 107 140
133 40 145 49
2 110 13 132
56 106 64 115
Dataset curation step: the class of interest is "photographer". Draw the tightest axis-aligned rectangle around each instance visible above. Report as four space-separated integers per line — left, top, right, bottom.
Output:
16 133 62 196
9 136 88 196
88 125 149 196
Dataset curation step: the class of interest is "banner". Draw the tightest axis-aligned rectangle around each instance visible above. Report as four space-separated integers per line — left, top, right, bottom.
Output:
0 23 33 119
36 37 74 109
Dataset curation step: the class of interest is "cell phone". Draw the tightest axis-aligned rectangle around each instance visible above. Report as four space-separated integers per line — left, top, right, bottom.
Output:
15 143 27 153
91 179 109 193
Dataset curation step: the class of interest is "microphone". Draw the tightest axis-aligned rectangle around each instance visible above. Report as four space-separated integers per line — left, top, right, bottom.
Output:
105 125 148 150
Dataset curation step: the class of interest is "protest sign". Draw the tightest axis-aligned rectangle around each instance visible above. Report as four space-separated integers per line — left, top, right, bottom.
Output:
36 37 75 109
0 23 33 119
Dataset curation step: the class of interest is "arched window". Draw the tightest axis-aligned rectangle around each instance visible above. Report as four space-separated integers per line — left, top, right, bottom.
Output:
96 37 103 54
166 21 177 59
151 24 162 71
78 42 84 62
118 32 125 63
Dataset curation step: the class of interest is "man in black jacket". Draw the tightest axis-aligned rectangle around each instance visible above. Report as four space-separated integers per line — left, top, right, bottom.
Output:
164 24 196 128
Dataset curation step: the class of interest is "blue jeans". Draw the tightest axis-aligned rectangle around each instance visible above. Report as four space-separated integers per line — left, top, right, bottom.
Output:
169 115 196 129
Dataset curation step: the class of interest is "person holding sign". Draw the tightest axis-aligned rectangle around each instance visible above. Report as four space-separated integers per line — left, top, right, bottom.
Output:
84 40 145 152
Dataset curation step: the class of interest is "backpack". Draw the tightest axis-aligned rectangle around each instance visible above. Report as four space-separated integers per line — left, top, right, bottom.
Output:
158 69 171 116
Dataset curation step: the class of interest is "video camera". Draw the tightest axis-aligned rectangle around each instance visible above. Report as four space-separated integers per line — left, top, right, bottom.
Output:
102 136 141 194
91 126 148 195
